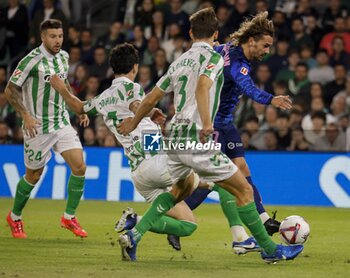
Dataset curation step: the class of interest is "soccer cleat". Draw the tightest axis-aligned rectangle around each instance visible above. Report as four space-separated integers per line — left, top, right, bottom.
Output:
118 230 137 261
6 211 27 239
261 244 304 263
167 234 181 251
60 216 88 237
115 207 137 233
232 237 261 254
264 211 281 236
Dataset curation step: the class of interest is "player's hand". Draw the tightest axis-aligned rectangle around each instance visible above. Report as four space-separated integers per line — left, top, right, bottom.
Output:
117 117 137 136
50 75 66 92
79 114 90 127
150 108 166 125
271 95 292 110
199 125 214 144
23 113 40 138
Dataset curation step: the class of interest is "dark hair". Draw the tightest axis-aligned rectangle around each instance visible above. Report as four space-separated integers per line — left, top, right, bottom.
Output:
291 126 305 136
296 61 309 70
240 129 252 137
277 113 290 120
109 43 139 75
40 19 62 33
311 111 326 122
189 7 218 39
290 108 302 116
273 80 287 88
245 115 259 123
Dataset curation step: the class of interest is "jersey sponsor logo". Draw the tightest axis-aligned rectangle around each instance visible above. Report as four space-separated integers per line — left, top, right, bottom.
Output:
44 72 67 82
223 43 231 66
240 67 248 75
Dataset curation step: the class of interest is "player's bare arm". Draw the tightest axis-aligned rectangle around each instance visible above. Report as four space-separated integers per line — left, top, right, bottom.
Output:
195 75 214 143
5 82 39 137
64 78 90 127
129 101 166 125
117 86 164 135
50 75 85 115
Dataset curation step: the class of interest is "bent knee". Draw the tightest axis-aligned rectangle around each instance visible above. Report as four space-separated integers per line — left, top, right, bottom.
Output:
72 163 87 176
233 158 250 176
25 168 44 184
180 221 197 237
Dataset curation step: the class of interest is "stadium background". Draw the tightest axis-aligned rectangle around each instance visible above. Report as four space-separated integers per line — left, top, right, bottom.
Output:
0 0 349 207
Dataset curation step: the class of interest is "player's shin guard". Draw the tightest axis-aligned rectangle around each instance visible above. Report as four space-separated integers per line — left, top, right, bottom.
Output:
237 202 276 255
65 174 85 215
246 176 266 214
150 216 197 237
184 188 212 210
133 192 176 243
12 177 35 217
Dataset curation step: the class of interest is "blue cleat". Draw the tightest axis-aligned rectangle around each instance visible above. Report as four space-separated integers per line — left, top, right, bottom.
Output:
118 230 137 261
261 244 304 263
115 207 137 233
232 237 261 255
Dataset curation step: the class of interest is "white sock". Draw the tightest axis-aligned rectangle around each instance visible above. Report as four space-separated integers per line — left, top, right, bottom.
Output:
64 212 75 220
231 225 249 242
11 211 22 221
260 212 270 224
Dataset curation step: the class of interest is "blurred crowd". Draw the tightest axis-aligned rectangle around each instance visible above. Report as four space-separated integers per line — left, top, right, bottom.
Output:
0 0 349 151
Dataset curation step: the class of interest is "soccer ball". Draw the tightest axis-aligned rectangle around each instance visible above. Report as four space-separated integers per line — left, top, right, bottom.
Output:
279 215 310 244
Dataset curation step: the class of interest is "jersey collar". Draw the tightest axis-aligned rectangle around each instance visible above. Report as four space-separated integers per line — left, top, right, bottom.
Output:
191 42 213 49
112 76 132 85
39 43 58 59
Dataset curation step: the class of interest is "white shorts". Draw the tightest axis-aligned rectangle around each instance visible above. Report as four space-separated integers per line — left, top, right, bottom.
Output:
167 149 238 184
23 125 82 170
131 154 173 203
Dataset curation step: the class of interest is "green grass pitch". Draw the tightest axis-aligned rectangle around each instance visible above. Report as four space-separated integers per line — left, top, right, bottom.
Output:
1 198 350 278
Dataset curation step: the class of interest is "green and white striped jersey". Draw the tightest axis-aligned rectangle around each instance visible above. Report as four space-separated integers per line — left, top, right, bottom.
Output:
156 42 224 138
10 44 70 134
83 76 160 171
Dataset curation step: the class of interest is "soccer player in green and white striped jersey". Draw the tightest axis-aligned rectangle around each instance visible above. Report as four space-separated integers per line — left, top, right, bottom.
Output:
117 7 304 262
5 19 88 238
50 43 198 249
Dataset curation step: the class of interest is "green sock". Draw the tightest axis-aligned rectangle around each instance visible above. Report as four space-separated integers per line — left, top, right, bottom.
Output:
213 184 243 227
65 174 85 215
133 192 176 243
237 202 276 254
12 177 34 216
150 216 197 237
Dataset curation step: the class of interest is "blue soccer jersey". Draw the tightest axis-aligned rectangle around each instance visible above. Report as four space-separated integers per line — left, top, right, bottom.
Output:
214 43 273 127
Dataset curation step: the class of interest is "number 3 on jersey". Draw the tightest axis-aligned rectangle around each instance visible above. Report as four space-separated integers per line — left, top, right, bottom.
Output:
176 75 188 112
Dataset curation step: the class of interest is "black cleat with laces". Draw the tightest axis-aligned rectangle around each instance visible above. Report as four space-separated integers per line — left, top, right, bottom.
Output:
264 211 281 236
167 234 181 251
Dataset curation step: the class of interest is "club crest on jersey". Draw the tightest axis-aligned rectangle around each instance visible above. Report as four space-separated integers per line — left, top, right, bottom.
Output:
240 67 248 75
206 63 215 71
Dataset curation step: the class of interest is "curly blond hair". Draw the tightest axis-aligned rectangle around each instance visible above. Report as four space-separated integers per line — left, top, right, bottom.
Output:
230 11 274 46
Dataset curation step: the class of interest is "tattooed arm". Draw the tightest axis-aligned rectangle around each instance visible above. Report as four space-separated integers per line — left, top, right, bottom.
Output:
4 82 39 137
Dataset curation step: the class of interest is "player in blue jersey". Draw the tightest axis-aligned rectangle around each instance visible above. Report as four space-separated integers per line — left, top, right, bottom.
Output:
168 11 293 253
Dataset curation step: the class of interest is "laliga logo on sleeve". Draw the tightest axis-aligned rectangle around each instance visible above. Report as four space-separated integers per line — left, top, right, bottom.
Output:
240 67 248 75
14 69 22 77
